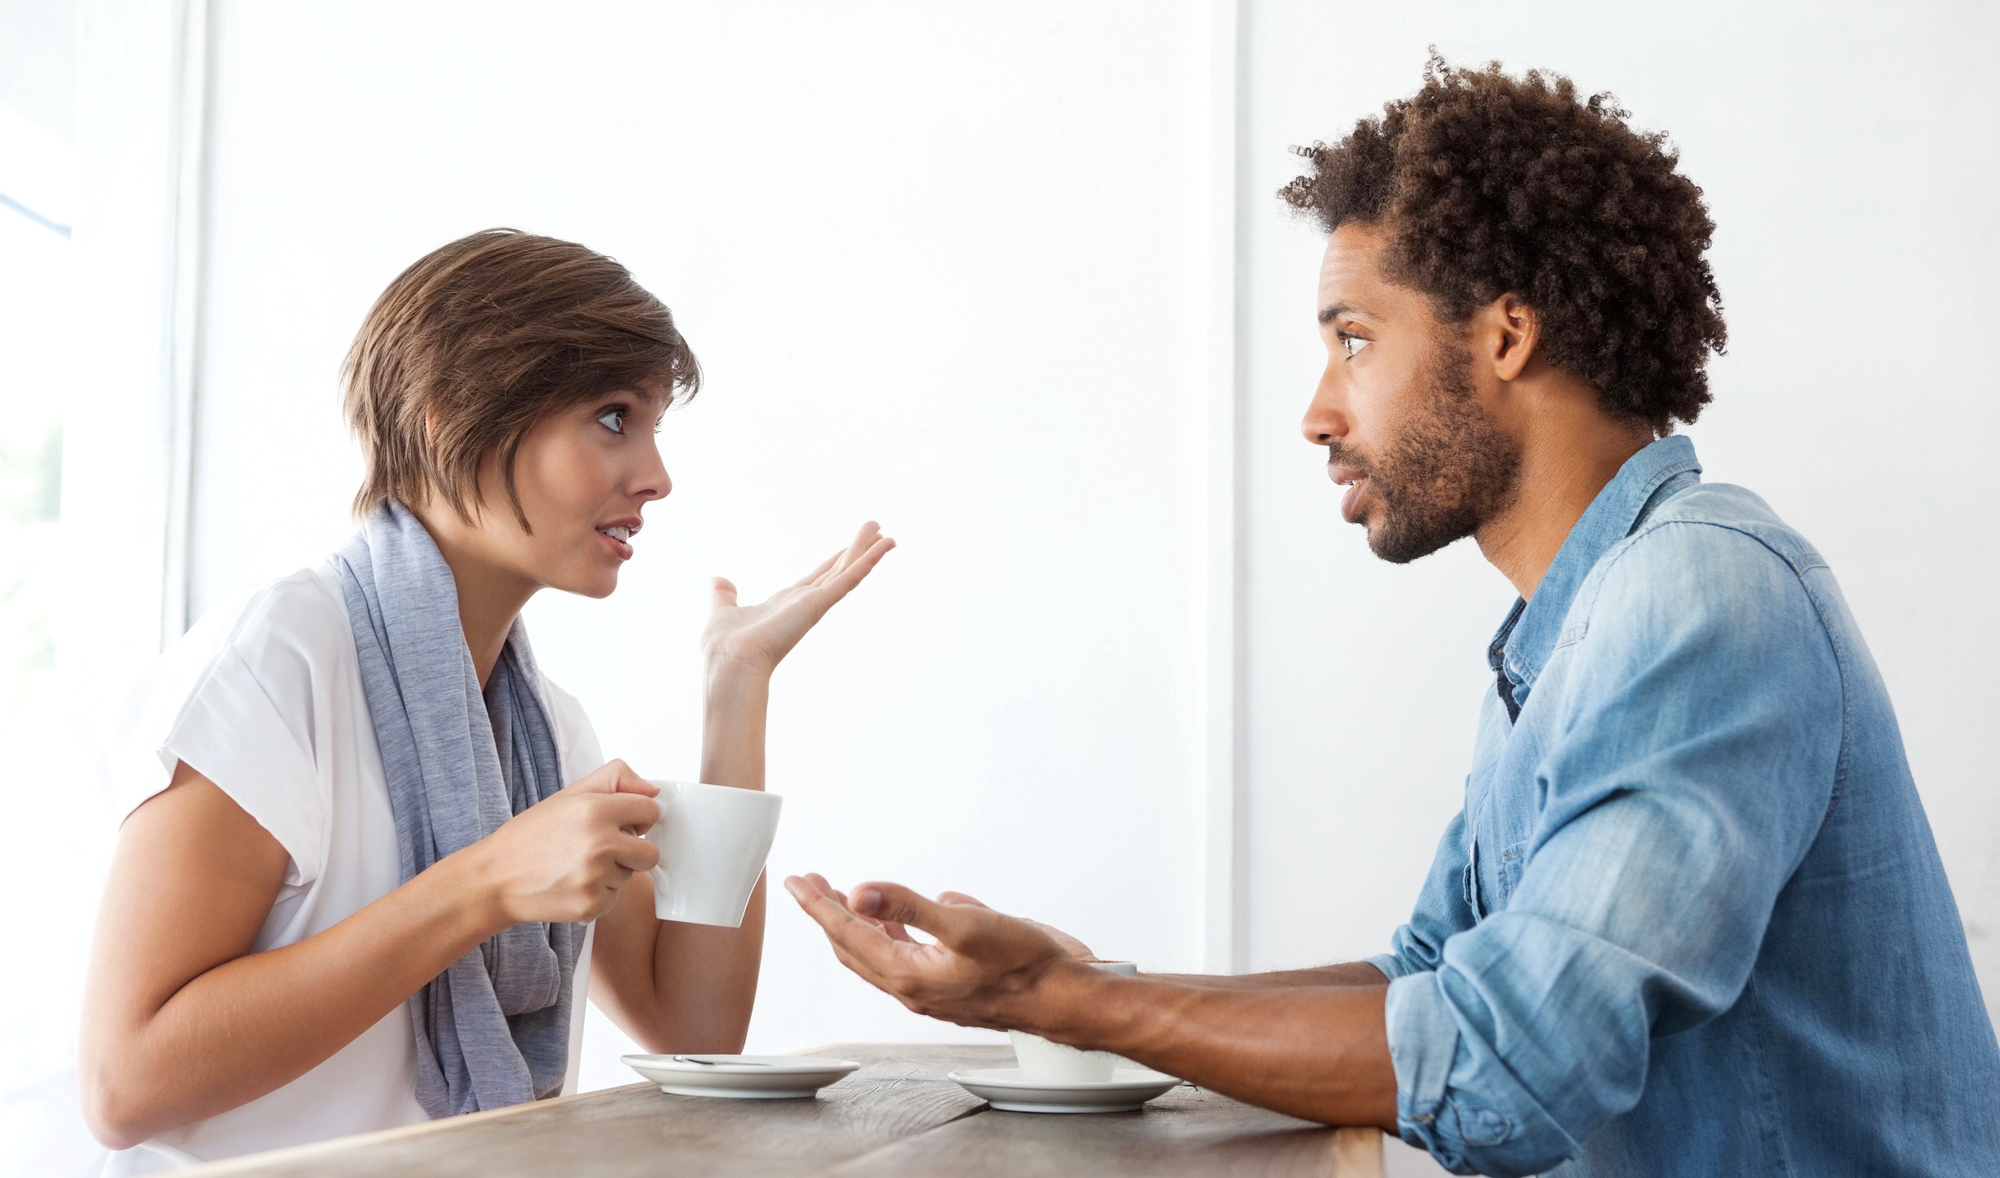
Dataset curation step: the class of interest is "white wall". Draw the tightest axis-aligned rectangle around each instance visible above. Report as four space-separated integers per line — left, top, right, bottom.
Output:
1238 0 2000 1028
179 0 2000 1099
188 0 1215 1088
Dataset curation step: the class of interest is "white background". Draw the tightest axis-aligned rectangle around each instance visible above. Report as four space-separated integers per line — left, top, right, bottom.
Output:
1236 2 2000 999
185 0 1217 1091
43 0 2000 1118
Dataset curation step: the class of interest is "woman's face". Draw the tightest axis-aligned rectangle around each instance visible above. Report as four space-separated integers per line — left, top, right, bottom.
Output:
455 385 672 599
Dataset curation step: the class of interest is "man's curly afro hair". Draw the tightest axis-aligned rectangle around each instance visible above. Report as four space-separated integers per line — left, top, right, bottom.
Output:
1280 54 1726 433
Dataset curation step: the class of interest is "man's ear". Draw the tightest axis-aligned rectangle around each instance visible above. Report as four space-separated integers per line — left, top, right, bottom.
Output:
1488 293 1539 382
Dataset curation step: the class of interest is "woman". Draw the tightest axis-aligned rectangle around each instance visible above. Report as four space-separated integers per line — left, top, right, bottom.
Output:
75 229 892 1171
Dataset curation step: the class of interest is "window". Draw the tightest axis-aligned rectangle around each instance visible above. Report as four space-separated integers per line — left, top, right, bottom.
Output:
0 92 80 1109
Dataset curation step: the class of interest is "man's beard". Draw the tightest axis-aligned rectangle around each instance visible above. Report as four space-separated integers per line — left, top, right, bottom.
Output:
1335 339 1522 565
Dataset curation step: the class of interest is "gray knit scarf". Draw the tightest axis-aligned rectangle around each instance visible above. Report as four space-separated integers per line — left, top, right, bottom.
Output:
333 501 582 1118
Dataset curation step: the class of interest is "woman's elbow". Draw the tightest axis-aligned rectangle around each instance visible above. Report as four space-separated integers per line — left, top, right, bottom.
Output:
78 1058 161 1152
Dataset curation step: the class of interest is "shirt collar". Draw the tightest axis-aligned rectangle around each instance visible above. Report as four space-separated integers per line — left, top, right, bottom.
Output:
1489 435 1703 701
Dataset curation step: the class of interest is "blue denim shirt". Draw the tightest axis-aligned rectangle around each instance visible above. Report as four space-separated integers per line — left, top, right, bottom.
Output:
1369 437 2000 1176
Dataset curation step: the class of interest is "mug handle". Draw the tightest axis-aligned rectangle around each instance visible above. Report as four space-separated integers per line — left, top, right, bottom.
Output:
647 787 675 904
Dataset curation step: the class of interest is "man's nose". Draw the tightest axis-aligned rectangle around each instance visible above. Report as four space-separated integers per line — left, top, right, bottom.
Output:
1300 371 1348 446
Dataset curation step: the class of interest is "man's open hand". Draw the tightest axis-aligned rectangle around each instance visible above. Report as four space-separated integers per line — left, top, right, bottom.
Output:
783 874 1082 1029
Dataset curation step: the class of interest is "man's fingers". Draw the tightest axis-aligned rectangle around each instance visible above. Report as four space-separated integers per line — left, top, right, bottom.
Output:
784 875 870 936
850 881 970 944
936 891 990 910
784 876 915 975
711 577 740 609
823 882 915 941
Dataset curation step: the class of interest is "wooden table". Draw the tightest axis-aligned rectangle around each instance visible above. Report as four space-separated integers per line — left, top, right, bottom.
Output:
185 1044 1396 1177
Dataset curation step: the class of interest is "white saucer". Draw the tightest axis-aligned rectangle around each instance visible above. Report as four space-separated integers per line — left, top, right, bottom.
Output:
622 1053 861 1099
947 1067 1182 1114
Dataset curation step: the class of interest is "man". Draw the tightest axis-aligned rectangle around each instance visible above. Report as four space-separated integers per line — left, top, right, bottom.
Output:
787 59 2000 1176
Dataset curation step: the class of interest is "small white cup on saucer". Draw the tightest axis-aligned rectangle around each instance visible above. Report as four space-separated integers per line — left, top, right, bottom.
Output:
1008 960 1139 1083
644 780 783 927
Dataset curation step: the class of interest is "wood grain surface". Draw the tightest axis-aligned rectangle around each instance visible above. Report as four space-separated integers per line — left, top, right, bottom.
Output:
184 1044 1387 1178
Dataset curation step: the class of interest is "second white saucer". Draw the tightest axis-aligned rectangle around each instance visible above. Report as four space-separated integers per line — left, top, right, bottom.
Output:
623 1053 860 1099
947 1066 1181 1114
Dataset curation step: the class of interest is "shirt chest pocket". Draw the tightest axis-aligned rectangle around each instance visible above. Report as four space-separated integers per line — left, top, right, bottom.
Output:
1463 837 1533 918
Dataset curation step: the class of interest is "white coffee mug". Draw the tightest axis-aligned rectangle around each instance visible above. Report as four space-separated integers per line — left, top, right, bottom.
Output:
1009 960 1139 1083
643 780 783 927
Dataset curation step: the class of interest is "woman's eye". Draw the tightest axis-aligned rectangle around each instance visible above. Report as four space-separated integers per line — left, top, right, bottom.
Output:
597 409 626 434
1340 333 1370 359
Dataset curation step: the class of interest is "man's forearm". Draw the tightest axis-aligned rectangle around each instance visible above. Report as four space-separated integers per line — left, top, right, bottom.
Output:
1025 967 1399 1130
1142 961 1389 990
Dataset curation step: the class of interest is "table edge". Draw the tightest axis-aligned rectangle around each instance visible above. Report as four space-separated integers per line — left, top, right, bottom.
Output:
178 1043 1006 1176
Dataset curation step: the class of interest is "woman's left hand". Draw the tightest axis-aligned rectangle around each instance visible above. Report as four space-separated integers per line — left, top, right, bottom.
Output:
701 522 896 678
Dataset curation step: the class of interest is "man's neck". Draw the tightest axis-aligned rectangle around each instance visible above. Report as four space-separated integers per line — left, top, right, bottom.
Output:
1476 399 1655 601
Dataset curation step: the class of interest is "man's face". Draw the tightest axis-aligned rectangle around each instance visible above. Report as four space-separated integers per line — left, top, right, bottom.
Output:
1301 223 1521 564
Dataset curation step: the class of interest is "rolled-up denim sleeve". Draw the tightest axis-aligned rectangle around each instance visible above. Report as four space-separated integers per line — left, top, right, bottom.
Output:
1371 807 1476 982
1387 525 1843 1176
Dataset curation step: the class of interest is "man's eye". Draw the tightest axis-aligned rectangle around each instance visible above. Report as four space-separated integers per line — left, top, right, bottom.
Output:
597 409 626 434
1340 333 1370 359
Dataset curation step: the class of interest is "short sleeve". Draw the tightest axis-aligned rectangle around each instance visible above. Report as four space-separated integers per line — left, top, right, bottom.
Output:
538 676 605 786
102 575 337 888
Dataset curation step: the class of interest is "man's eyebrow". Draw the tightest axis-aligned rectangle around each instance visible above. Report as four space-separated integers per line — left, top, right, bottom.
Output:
1318 301 1365 325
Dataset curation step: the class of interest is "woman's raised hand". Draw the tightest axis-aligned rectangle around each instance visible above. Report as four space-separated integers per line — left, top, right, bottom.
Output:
701 522 896 678
463 759 662 927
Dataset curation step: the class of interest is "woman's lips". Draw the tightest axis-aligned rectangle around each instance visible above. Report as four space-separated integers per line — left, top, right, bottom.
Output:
596 528 634 561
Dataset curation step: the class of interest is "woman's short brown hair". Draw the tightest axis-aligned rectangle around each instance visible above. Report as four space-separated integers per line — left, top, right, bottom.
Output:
343 228 700 525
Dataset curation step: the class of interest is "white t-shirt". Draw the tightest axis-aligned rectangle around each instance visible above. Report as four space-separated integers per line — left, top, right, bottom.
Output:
97 564 603 1174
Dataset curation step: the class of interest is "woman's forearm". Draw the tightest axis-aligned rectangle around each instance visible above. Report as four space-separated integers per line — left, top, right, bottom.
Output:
83 849 502 1148
620 665 772 1049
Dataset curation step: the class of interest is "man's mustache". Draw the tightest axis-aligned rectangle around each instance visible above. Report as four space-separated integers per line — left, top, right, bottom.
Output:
1326 445 1373 476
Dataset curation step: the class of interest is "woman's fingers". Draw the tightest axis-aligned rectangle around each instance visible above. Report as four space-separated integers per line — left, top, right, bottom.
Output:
604 760 659 796
600 792 665 831
816 523 885 582
790 550 843 589
844 521 882 561
711 577 740 609
823 536 896 600
611 832 660 874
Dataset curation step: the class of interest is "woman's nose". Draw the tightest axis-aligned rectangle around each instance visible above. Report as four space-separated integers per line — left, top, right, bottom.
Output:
634 440 671 501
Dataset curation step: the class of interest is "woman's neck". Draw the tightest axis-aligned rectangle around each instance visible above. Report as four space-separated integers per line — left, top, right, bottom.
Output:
407 502 541 687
